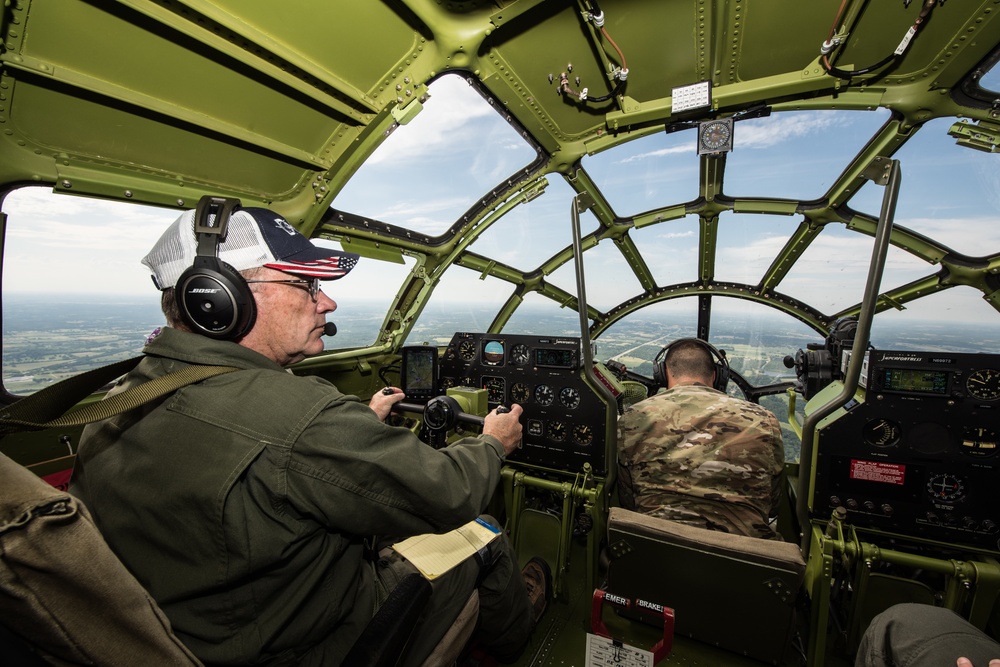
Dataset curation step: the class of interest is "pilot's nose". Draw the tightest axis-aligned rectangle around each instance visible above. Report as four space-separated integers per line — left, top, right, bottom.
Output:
317 289 337 313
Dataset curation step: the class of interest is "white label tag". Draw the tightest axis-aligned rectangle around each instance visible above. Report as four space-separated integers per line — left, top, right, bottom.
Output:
672 81 711 112
585 633 654 667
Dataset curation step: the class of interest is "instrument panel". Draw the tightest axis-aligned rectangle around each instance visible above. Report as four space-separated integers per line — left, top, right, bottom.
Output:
813 350 1000 550
439 332 611 475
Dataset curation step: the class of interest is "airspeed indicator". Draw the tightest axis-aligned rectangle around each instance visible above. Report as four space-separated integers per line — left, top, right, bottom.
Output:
967 369 1000 401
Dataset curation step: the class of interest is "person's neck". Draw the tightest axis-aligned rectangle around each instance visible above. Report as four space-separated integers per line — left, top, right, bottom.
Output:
669 378 711 388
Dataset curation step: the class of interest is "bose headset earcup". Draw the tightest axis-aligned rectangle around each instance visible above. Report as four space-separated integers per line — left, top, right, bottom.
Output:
655 338 731 392
177 259 256 339
176 196 257 340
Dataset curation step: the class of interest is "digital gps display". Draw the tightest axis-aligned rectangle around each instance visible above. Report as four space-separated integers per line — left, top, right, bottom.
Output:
880 368 948 394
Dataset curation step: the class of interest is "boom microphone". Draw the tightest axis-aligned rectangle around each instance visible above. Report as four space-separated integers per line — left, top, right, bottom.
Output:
323 322 337 337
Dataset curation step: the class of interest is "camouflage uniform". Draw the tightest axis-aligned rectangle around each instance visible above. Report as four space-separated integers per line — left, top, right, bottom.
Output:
617 382 784 540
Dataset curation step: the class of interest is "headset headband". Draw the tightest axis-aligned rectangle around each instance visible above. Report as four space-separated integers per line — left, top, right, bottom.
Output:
176 196 256 340
653 338 730 392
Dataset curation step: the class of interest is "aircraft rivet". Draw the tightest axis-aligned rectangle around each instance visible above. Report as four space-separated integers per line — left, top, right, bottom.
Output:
124 190 133 198
395 84 402 91
177 199 185 206
61 179 71 188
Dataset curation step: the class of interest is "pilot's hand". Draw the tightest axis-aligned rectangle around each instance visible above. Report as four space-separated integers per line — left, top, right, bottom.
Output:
957 659 1000 667
369 387 405 421
483 404 523 457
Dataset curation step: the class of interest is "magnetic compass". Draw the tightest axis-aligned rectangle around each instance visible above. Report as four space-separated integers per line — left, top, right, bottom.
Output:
697 117 733 155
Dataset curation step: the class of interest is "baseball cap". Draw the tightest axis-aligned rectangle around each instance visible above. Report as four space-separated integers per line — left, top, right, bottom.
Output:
143 206 360 290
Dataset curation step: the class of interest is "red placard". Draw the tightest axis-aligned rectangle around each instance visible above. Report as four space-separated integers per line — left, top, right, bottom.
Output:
850 460 905 485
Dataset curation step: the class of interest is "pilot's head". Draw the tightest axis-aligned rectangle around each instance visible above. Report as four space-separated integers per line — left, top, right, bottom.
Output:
142 205 359 365
662 339 717 388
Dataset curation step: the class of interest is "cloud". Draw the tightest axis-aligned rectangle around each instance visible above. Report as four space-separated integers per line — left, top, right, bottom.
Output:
897 216 1000 257
365 75 500 167
617 143 695 163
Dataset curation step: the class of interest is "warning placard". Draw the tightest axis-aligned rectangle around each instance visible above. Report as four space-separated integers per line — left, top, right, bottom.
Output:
850 459 905 485
586 634 653 667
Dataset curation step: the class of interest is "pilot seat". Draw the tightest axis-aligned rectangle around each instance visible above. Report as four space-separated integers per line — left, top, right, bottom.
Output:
603 507 806 664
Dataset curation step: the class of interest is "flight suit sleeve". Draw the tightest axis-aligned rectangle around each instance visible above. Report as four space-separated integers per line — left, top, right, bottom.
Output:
284 394 505 538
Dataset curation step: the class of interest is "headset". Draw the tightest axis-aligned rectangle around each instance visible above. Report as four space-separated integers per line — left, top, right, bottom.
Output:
176 196 257 340
653 338 731 392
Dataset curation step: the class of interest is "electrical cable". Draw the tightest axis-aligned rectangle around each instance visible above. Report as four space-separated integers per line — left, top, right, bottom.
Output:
558 0 628 104
820 0 938 81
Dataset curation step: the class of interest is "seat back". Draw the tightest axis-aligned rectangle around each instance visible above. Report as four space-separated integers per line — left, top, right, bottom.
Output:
606 507 805 665
0 452 203 666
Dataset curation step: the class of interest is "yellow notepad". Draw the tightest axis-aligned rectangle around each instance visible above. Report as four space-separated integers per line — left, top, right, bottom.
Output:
392 518 501 579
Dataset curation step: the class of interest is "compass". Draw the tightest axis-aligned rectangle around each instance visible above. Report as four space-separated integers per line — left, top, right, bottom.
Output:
697 117 733 155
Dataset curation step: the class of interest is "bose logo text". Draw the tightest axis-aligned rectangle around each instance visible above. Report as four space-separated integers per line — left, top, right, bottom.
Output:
189 288 221 294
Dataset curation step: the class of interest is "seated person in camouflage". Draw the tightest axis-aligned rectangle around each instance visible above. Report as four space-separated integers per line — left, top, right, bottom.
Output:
617 338 784 540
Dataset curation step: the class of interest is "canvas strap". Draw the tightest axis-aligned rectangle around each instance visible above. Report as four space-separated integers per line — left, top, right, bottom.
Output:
0 356 239 433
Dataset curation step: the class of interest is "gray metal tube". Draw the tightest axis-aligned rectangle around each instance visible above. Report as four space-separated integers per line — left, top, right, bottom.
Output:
797 159 901 555
570 197 618 455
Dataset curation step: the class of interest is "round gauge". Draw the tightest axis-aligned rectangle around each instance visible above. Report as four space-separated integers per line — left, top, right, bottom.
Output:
962 426 999 457
926 473 965 503
700 120 731 152
966 369 1000 401
560 387 581 409
483 340 504 365
863 419 902 448
511 382 531 403
573 424 594 446
534 384 555 406
482 376 506 403
459 340 477 361
548 421 567 442
511 344 530 366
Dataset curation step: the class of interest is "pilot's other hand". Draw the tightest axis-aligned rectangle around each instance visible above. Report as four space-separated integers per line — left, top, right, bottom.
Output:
483 404 523 457
369 387 405 421
957 659 1000 667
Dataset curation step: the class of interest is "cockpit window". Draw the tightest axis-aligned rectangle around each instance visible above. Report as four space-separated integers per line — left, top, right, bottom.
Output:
405 266 512 346
312 239 413 351
629 217 700 287
0 188 389 396
870 288 1000 354
470 176 576 274
849 117 1000 259
330 74 538 236
1 187 173 395
582 129 699 216
714 212 801 286
723 110 891 199
980 59 1000 94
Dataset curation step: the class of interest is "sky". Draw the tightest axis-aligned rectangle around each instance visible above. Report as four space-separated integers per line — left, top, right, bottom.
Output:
4 75 999 332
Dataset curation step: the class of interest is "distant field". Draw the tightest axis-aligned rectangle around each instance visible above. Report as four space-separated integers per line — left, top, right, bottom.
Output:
3 293 996 464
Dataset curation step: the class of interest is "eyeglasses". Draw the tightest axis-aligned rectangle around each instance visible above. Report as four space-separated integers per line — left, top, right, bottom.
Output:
245 277 321 302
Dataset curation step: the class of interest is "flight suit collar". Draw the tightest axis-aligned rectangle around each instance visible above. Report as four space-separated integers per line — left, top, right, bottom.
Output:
143 326 286 372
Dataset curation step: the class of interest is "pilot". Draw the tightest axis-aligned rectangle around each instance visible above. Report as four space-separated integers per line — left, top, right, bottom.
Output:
856 603 1000 667
70 204 550 667
617 338 784 539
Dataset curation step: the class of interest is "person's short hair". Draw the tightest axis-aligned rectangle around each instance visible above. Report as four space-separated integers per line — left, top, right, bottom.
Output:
664 340 716 381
